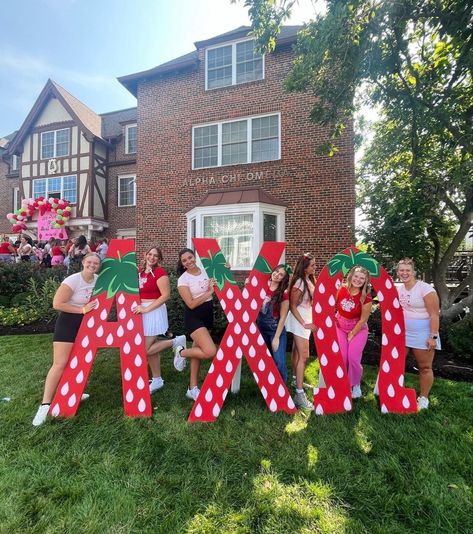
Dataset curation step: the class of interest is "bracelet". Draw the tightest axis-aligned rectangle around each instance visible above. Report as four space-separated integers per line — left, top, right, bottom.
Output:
82 306 86 315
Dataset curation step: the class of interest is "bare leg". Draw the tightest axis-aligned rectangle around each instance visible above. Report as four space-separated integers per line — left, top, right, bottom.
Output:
146 336 173 377
189 352 201 389
291 341 298 378
181 327 216 360
42 342 74 403
412 347 435 398
293 335 309 390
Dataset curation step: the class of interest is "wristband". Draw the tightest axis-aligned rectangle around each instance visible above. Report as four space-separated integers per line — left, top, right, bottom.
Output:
429 334 438 340
82 306 86 315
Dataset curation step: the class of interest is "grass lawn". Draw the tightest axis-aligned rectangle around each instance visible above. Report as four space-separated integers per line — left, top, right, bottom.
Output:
0 334 472 534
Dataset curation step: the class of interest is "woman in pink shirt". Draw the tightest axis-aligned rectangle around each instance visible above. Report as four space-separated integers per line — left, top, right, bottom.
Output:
397 258 440 410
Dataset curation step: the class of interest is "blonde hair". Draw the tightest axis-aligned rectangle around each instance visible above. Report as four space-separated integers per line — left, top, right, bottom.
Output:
397 257 416 275
344 266 371 304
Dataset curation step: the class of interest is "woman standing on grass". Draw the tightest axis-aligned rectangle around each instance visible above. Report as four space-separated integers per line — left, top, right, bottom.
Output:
175 248 217 401
285 253 317 410
32 253 101 426
132 246 186 395
396 258 440 410
335 266 373 399
256 264 291 383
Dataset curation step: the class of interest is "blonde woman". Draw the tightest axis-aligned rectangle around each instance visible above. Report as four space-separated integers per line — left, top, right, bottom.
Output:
335 266 373 398
396 258 440 410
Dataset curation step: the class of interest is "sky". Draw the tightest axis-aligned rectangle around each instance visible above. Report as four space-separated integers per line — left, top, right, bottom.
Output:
0 0 322 137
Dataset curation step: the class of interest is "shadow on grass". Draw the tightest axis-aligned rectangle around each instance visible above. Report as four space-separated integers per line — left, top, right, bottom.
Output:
0 335 472 533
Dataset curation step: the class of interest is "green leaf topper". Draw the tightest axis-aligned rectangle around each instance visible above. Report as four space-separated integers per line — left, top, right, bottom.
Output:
327 249 380 278
92 251 139 299
200 249 237 291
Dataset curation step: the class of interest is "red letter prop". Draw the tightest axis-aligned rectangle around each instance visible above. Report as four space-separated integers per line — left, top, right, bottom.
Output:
50 240 152 418
188 238 297 422
312 246 417 414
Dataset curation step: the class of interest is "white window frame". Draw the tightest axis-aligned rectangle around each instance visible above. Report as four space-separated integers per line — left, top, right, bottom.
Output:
192 112 281 170
32 175 77 204
12 155 19 171
186 202 286 270
205 38 265 90
40 128 70 159
13 187 21 211
125 124 137 154
118 174 136 207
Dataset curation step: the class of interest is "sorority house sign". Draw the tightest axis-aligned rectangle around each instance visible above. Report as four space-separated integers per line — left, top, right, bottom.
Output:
183 168 286 187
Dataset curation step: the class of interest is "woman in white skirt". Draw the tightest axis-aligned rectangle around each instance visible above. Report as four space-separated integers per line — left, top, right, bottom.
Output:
286 253 317 410
397 258 440 410
132 246 186 394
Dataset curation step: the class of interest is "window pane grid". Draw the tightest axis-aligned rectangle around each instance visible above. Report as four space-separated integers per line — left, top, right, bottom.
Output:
203 214 254 267
41 129 69 158
32 176 77 203
126 125 137 154
193 114 279 168
119 177 135 206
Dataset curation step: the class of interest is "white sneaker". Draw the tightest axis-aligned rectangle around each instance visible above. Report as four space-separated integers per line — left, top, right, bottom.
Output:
186 386 200 401
32 404 50 426
417 396 429 410
172 335 187 349
81 393 90 402
293 391 314 411
173 346 186 372
351 385 362 399
149 377 164 394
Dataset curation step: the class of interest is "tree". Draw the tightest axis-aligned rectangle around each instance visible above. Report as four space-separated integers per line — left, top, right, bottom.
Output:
240 0 473 319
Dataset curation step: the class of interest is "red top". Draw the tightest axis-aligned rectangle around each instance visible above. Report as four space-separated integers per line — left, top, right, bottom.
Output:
0 242 12 254
51 245 63 256
138 266 168 299
262 288 289 319
89 243 98 252
336 285 372 319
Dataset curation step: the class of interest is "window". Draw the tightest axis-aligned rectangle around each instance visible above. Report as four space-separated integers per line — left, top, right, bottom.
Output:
13 187 21 211
11 155 19 171
41 128 70 159
32 175 77 203
125 124 137 154
193 113 280 169
118 174 136 207
187 203 285 270
206 39 263 90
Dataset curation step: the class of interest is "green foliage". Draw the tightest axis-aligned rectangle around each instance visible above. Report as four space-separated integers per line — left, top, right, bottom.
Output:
0 334 472 531
327 249 380 277
200 249 237 291
10 292 31 307
25 278 61 324
0 305 41 326
447 315 473 360
0 262 66 302
93 252 139 298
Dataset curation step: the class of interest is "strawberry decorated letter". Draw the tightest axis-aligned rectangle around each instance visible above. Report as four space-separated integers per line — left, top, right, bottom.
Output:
50 239 152 418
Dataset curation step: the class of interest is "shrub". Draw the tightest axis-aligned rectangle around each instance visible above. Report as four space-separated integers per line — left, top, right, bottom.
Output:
447 315 473 360
0 305 41 326
0 262 66 302
25 278 61 324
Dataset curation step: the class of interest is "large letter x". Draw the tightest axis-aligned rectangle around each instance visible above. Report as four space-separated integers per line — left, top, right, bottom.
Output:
188 238 297 422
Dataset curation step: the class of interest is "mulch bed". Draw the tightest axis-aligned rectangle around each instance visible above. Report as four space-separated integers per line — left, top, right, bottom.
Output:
2 324 472 383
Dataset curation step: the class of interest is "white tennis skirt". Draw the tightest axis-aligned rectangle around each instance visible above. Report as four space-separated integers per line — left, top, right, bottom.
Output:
141 301 169 337
405 318 441 350
286 306 313 340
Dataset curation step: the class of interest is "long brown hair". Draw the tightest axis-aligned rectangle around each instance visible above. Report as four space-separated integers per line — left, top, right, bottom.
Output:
141 246 163 272
269 264 290 311
288 253 316 305
344 266 371 304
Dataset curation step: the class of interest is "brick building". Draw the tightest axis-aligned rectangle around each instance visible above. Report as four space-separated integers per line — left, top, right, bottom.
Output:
1 26 354 270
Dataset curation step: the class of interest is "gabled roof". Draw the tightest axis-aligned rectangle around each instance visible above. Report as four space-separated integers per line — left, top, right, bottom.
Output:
118 25 302 96
6 79 104 155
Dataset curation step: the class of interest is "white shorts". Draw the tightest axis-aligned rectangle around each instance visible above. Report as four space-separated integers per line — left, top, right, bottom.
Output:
405 318 441 350
286 306 312 340
141 301 169 337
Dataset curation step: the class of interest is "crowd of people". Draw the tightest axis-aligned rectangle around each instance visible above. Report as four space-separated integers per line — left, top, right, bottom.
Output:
0 235 109 267
24 241 439 426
